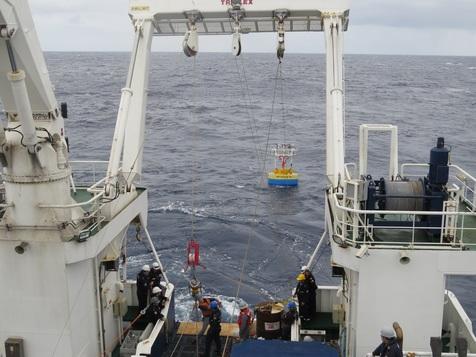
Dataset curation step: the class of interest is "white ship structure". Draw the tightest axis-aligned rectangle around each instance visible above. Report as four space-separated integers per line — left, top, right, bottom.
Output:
0 0 475 356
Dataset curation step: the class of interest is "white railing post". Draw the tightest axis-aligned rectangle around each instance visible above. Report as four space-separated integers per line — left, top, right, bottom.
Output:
473 181 476 210
411 214 416 246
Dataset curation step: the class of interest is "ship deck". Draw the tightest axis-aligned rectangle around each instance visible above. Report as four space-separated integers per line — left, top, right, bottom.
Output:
163 325 235 357
368 203 476 251
300 312 340 340
122 305 237 357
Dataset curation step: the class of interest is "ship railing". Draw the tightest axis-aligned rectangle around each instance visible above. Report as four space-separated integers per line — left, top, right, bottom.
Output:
70 160 109 188
343 162 476 212
38 161 110 210
344 163 357 181
331 194 476 250
400 163 476 211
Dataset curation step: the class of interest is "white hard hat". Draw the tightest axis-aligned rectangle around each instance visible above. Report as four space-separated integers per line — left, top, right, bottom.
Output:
301 265 309 272
160 281 167 288
142 264 150 272
152 262 159 269
239 301 248 309
380 327 396 339
152 286 161 294
303 336 313 342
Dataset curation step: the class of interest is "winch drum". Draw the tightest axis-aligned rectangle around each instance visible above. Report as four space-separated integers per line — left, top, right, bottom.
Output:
384 180 425 211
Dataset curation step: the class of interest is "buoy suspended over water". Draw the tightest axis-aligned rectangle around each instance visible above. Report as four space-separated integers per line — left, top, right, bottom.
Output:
268 144 298 187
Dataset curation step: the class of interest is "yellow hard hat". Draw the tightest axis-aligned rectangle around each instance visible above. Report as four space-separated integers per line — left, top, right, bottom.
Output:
296 273 305 281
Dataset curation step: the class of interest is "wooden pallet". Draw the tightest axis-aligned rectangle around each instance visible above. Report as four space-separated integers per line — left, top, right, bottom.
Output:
177 322 240 337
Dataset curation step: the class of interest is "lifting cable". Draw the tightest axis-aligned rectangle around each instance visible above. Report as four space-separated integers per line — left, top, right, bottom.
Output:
233 56 263 167
221 59 284 357
278 63 287 144
190 57 198 279
188 55 201 357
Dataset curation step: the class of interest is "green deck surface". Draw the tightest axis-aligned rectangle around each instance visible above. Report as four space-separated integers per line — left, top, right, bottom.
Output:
358 202 476 251
124 305 150 330
112 344 121 357
301 312 339 340
124 305 141 322
459 205 476 250
71 188 95 205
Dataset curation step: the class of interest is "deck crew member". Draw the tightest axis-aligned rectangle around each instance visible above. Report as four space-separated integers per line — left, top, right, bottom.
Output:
237 302 253 341
372 327 403 357
295 273 313 321
198 297 221 338
143 286 168 324
136 264 151 310
159 280 168 295
149 262 163 289
198 297 212 338
301 265 317 318
204 300 222 357
393 322 404 351
281 301 298 340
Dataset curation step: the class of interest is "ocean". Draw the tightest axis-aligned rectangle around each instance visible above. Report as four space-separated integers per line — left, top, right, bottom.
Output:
45 52 476 329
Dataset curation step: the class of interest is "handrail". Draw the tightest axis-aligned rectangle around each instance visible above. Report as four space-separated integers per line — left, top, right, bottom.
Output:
331 184 476 248
401 163 476 183
38 191 104 208
332 194 476 217
70 160 109 165
400 163 476 210
344 162 356 180
87 176 108 192
133 283 174 355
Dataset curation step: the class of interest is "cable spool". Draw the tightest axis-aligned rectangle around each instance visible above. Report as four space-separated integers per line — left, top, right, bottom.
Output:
384 180 425 211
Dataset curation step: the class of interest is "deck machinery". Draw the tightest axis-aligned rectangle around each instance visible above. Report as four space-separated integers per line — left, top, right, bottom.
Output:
328 124 476 356
0 0 475 357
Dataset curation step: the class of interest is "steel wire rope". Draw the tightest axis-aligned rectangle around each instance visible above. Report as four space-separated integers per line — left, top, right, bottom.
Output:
169 333 184 357
227 14 264 171
189 55 201 357
279 62 287 144
221 61 283 357
233 56 264 168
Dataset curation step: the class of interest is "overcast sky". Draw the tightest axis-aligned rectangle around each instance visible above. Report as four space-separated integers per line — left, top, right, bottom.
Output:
29 0 476 56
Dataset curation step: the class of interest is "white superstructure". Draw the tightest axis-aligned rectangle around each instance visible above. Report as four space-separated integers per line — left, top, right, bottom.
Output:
0 1 172 356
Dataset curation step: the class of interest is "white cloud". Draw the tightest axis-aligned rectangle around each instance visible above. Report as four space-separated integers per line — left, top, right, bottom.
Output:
347 26 476 56
352 0 476 30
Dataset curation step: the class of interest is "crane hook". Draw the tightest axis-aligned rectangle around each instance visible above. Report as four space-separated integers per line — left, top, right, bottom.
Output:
182 11 203 57
232 30 242 57
183 25 199 57
274 10 289 62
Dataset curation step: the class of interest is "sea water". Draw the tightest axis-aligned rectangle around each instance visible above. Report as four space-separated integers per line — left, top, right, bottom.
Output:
45 52 476 328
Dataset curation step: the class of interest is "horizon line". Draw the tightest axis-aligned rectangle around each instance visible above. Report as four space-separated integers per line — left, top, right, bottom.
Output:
42 50 476 58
